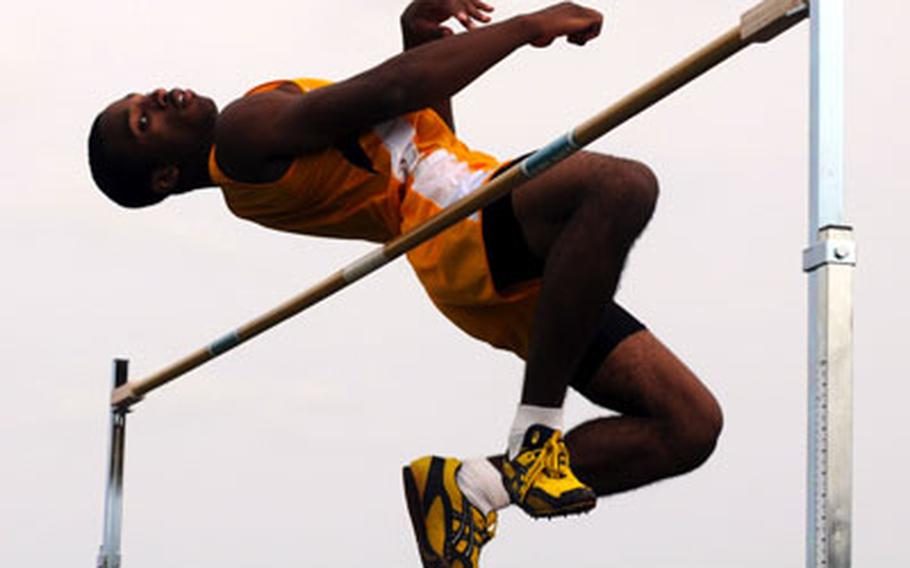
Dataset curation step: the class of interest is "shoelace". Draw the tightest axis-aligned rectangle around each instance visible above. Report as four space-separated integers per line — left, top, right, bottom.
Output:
542 435 569 479
516 433 569 499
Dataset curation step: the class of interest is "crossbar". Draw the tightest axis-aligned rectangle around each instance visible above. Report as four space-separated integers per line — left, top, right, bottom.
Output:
111 0 809 409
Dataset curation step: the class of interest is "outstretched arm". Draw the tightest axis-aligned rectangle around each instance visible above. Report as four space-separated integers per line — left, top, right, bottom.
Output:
400 0 496 132
218 2 602 167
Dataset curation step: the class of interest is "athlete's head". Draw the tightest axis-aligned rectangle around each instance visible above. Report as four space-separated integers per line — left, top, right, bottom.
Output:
88 88 218 208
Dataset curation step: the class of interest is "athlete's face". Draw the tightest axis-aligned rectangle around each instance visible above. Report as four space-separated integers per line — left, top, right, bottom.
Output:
99 87 218 169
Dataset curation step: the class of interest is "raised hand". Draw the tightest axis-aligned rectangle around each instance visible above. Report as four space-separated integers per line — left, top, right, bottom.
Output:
402 0 495 46
525 2 603 47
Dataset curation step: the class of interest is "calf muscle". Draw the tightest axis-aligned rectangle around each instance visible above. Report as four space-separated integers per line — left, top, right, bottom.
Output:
566 331 723 496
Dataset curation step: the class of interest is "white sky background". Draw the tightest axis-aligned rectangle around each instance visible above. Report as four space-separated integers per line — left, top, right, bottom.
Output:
0 0 907 566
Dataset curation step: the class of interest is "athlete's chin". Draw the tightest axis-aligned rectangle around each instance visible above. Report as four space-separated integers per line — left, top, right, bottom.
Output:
183 96 218 131
199 94 218 114
194 96 218 125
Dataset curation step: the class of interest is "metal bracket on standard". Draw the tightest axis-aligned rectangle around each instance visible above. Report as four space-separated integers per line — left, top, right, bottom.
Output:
803 226 856 272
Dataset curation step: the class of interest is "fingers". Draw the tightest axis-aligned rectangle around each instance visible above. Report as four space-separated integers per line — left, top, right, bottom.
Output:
470 0 494 17
525 2 604 48
455 10 473 29
564 4 603 46
472 0 494 13
567 20 601 45
455 0 494 30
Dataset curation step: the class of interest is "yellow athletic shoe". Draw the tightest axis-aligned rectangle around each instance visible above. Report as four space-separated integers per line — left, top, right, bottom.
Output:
403 456 497 568
502 424 597 518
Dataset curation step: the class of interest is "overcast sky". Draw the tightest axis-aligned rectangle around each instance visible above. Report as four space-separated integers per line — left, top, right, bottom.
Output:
1 1 907 566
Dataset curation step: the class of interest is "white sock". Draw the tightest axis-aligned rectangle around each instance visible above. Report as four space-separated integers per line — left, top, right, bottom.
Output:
507 404 564 460
456 458 511 516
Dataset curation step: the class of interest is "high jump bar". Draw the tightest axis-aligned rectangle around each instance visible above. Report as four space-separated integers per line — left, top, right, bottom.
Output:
110 0 809 409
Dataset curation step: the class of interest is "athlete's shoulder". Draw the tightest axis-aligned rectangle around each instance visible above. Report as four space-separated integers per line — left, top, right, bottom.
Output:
213 78 337 182
218 77 342 144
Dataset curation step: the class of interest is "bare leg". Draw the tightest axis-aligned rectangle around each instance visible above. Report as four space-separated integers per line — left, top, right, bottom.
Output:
512 151 659 407
565 330 724 496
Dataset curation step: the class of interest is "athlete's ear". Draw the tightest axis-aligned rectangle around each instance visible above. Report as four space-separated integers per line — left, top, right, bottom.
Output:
150 165 180 195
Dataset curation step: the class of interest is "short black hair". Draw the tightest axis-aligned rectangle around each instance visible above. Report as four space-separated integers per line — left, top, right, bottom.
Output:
87 112 166 208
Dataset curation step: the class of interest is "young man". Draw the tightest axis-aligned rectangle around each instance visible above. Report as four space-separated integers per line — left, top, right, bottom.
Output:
88 1 723 566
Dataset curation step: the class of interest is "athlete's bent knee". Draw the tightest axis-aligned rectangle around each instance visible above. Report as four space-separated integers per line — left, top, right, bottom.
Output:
626 159 659 211
586 157 658 239
614 159 659 230
664 399 723 475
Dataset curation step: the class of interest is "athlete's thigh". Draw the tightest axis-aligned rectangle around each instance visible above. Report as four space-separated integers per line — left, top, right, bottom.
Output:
573 330 718 419
512 152 622 257
510 151 637 257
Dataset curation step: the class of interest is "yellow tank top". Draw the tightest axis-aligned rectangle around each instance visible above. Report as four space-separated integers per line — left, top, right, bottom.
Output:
210 78 541 358
210 78 500 243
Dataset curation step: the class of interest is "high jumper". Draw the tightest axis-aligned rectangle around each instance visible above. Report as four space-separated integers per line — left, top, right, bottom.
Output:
89 1 816 567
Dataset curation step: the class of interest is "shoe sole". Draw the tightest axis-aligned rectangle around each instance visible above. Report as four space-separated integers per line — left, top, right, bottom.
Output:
523 498 597 519
403 465 448 568
518 485 597 519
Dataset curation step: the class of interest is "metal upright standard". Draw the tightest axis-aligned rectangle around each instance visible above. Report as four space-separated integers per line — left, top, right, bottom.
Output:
97 0 817 565
804 0 854 566
98 360 129 568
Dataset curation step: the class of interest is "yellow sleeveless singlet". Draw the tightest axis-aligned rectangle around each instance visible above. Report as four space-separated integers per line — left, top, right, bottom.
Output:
211 78 540 357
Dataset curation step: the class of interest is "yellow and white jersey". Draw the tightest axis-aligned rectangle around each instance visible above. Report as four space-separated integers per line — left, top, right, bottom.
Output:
212 78 540 358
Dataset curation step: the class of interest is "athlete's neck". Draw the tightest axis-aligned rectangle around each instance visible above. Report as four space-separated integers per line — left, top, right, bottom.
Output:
172 145 216 194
